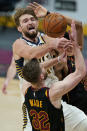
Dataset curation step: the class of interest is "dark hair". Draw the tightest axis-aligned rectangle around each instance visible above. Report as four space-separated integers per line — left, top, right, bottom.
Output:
22 58 41 84
14 7 37 27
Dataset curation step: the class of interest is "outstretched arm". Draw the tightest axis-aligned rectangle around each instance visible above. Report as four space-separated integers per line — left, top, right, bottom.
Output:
41 52 67 70
49 21 86 101
2 56 16 94
28 2 83 49
27 2 47 18
13 36 70 60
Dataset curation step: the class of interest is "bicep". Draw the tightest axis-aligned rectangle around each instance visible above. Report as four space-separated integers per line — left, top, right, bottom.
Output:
50 71 81 100
13 40 32 59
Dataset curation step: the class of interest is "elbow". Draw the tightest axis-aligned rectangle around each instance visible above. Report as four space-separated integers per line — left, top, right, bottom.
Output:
77 67 87 79
82 64 87 77
81 69 86 78
83 67 87 77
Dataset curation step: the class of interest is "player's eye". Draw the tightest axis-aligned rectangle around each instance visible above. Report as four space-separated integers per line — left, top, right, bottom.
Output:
23 19 28 23
31 17 36 21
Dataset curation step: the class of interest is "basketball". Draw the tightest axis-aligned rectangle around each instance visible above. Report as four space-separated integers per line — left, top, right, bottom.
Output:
43 13 67 38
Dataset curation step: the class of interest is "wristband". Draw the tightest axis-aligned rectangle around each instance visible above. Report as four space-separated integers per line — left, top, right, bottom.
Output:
57 56 61 63
46 11 50 16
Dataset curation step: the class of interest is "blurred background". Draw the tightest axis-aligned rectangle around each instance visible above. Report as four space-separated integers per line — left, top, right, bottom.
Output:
0 0 87 77
0 1 87 131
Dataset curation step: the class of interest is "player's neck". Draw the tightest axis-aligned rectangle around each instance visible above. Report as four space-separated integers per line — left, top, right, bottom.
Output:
22 35 38 43
32 81 45 91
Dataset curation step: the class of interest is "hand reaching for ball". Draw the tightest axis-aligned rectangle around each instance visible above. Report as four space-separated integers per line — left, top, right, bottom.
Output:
27 2 47 18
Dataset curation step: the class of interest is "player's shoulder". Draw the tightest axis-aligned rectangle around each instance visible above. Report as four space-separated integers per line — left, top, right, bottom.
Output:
13 38 26 47
41 87 49 98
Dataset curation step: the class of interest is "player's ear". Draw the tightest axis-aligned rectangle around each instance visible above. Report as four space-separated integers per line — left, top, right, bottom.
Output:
40 73 44 80
17 26 22 33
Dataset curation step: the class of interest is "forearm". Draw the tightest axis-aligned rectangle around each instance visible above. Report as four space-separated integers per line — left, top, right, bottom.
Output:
74 46 86 76
44 12 82 28
6 65 16 82
13 39 55 60
41 57 58 70
29 43 53 59
76 25 84 50
41 51 67 70
65 16 82 27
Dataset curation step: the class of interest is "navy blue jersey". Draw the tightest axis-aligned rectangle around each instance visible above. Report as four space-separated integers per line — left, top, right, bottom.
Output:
25 86 65 131
63 56 87 115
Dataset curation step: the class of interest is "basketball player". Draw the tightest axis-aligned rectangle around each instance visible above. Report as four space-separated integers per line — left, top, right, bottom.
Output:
28 2 83 50
2 54 66 94
60 32 87 115
51 33 87 115
50 30 87 115
12 6 87 131
22 33 86 131
26 3 87 130
13 7 72 130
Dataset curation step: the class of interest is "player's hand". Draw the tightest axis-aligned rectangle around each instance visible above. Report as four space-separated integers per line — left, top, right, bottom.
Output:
69 20 78 47
2 83 7 94
43 35 71 52
56 37 71 51
64 21 78 56
27 2 47 18
58 52 67 63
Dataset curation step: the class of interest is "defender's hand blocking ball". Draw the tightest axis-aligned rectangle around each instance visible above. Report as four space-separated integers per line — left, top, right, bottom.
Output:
43 13 67 38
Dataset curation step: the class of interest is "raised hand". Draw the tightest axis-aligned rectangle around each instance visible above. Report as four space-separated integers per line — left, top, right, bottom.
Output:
69 20 77 44
27 2 47 18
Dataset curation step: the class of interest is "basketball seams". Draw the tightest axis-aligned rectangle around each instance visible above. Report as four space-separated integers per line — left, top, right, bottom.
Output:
42 13 67 38
50 20 67 33
49 16 67 33
46 13 55 33
44 14 52 33
49 21 63 33
43 18 46 33
48 14 63 32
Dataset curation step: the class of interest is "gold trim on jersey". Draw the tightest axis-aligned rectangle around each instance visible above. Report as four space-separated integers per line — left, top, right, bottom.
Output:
22 103 28 129
15 64 23 78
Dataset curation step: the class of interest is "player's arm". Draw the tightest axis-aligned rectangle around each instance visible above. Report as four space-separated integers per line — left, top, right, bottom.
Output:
65 16 83 50
13 37 70 59
41 52 67 70
49 42 86 101
49 22 86 101
2 56 16 94
27 2 48 18
28 2 83 50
